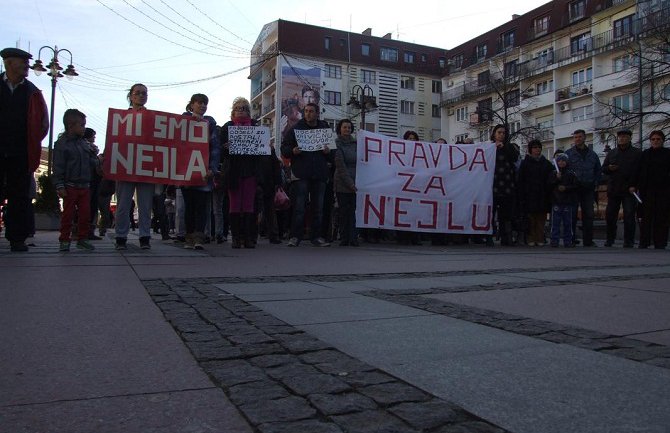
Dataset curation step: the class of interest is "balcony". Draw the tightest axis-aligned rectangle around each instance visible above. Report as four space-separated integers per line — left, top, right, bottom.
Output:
556 81 592 102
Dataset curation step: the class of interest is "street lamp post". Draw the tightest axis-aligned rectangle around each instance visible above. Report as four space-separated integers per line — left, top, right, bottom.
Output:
30 46 78 174
347 84 378 131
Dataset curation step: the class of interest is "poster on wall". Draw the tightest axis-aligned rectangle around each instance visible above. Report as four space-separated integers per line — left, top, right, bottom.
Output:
279 57 322 141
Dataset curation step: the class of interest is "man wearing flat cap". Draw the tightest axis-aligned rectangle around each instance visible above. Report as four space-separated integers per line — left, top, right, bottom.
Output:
1 47 49 252
602 128 641 247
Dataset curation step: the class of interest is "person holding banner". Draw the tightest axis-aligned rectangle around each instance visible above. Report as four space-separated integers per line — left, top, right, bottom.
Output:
634 130 670 249
489 124 519 246
396 131 423 246
333 119 358 246
113 83 155 250
281 102 332 247
220 97 261 248
181 93 220 250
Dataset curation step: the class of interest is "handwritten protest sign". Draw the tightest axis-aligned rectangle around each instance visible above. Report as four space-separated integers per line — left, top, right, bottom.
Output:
228 126 271 155
356 130 496 234
103 108 209 186
294 128 335 151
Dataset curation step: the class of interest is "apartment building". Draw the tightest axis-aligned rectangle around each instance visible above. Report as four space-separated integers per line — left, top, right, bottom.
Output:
440 0 670 157
249 20 447 147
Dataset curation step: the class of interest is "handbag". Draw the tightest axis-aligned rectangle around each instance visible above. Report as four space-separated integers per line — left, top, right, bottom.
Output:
274 187 291 210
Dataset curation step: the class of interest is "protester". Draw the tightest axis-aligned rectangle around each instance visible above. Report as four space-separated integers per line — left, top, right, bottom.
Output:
565 129 601 247
634 130 670 249
334 119 358 246
52 109 98 251
0 47 49 252
181 93 220 249
602 129 642 247
517 139 553 246
113 83 154 250
490 124 519 246
83 127 103 240
281 102 331 247
259 144 283 245
549 153 578 247
221 97 261 248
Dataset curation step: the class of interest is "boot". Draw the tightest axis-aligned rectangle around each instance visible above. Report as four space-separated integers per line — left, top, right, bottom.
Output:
230 213 242 249
244 213 257 248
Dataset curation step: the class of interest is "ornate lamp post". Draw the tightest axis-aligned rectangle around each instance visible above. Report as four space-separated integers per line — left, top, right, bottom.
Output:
30 46 78 174
347 84 378 131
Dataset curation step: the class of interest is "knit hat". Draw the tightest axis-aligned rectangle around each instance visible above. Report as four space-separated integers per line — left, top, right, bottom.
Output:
555 153 568 162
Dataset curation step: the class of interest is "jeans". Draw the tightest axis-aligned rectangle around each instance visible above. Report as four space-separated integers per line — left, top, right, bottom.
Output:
115 181 154 239
606 194 637 245
182 189 209 236
290 178 326 241
551 204 573 246
212 188 229 238
337 192 357 243
175 188 185 237
572 187 596 244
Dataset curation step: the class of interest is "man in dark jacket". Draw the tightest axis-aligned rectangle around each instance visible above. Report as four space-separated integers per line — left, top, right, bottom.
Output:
281 103 331 247
0 48 49 252
602 129 642 247
565 129 601 247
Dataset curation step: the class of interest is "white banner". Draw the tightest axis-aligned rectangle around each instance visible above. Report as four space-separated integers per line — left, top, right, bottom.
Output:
229 126 271 155
295 128 335 151
355 130 496 234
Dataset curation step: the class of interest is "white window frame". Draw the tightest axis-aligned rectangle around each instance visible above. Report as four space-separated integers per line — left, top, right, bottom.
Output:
456 106 468 121
572 105 593 122
400 75 415 90
324 90 342 106
362 69 376 84
325 64 342 79
401 100 415 115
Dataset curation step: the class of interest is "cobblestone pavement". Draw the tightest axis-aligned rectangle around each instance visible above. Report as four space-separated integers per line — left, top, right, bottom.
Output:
145 278 509 433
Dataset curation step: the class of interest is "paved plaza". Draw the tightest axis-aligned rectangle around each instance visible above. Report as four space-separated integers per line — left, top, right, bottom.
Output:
1 231 669 433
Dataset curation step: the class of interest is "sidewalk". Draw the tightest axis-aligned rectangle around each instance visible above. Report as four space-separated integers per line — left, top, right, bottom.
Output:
1 231 669 433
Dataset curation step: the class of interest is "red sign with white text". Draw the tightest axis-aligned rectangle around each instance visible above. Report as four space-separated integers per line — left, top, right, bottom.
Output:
103 108 209 185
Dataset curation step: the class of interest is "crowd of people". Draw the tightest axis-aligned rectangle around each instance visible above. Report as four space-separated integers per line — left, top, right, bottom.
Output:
2 47 670 253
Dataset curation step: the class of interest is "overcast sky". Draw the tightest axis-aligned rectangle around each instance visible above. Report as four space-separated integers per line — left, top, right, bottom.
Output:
2 0 549 150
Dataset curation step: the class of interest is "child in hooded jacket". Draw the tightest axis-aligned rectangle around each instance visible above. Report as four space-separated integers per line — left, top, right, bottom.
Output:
549 152 578 247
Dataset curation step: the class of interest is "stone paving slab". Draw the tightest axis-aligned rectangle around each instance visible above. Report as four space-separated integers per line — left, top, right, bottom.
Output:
299 314 547 366
0 266 214 406
384 344 670 433
424 283 670 337
593 277 670 293
247 296 435 326
215 281 354 301
628 330 670 346
313 277 458 292
0 388 253 433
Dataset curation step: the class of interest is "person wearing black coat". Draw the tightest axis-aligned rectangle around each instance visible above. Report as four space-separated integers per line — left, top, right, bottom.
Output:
517 140 553 246
489 124 519 246
634 130 670 249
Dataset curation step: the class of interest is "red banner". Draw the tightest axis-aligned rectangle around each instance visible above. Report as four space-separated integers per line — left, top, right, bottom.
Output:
103 108 209 185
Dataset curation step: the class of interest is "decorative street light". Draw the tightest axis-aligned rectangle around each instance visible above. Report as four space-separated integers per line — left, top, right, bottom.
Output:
30 46 78 174
347 84 378 131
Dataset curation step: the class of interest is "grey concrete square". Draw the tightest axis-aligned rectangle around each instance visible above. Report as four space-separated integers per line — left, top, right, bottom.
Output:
425 284 670 336
216 281 353 301
299 314 547 367
385 345 670 433
250 296 433 326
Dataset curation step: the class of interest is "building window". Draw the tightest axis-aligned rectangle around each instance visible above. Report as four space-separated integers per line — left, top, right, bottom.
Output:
533 16 549 37
325 64 342 79
477 98 493 122
537 117 553 130
432 104 441 118
570 32 591 54
509 121 521 135
569 0 586 22
504 60 518 78
477 70 490 87
400 100 415 114
505 89 520 107
421 53 427 62
455 134 469 143
476 43 488 62
361 69 376 84
500 30 515 51
456 106 468 121
404 51 415 64
535 79 554 95
324 37 331 50
324 91 341 106
614 15 634 39
439 57 446 68
380 47 398 62
479 128 493 142
451 54 464 69
400 75 415 90
613 93 640 115
572 67 592 85
432 80 442 93
536 48 554 65
572 105 593 122
361 43 370 56
613 54 635 72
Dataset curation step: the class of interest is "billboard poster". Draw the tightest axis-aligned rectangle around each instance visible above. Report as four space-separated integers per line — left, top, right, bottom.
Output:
280 58 322 140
